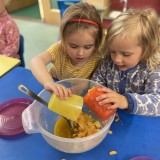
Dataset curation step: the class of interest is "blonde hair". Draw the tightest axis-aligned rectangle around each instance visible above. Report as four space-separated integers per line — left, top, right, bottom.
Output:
105 8 160 68
60 2 103 54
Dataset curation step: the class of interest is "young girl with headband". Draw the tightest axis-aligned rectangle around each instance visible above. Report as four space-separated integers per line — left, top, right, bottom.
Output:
30 2 104 99
92 8 160 116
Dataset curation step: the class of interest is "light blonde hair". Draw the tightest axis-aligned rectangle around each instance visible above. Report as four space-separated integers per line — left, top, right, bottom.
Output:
105 8 160 68
60 2 103 55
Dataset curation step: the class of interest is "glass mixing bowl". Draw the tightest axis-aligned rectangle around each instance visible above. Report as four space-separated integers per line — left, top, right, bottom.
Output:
22 78 115 153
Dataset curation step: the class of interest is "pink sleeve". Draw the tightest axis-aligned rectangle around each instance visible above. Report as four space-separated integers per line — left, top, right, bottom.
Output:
3 19 20 58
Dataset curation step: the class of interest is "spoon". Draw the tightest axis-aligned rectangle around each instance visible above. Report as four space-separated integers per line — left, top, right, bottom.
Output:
18 84 74 129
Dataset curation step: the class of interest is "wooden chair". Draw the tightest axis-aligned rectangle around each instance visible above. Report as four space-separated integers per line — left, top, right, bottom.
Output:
19 34 25 67
57 0 80 17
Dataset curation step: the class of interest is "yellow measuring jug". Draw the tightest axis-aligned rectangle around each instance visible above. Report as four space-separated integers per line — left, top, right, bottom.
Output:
48 93 83 121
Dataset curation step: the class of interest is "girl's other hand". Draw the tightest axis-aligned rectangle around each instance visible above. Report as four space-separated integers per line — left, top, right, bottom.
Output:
44 82 72 99
96 87 128 110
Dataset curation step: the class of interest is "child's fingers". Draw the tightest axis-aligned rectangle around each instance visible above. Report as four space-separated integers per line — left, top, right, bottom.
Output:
96 93 113 102
54 85 70 99
60 86 72 99
106 103 118 109
51 85 60 96
95 94 105 101
98 97 115 105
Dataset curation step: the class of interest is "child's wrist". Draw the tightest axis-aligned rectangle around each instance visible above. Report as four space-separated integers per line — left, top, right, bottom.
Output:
123 93 134 113
44 81 55 90
122 95 129 109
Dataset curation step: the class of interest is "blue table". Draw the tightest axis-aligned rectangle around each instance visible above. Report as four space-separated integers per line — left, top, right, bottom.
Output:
0 67 43 104
0 67 160 160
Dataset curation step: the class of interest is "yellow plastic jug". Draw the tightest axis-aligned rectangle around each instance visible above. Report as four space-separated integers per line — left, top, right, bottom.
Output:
48 94 83 121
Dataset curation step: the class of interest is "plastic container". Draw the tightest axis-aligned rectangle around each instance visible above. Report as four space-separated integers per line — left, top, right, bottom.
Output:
48 93 83 121
83 0 110 10
22 78 115 153
84 85 116 121
130 156 156 160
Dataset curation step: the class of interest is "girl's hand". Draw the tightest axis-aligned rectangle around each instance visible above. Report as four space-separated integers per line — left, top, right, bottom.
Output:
96 87 128 110
44 82 72 99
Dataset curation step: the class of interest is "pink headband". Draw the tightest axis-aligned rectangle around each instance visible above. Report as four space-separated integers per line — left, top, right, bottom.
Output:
69 19 99 28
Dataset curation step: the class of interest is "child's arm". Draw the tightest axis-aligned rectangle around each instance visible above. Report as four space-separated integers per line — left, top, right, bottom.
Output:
30 51 72 99
96 70 160 116
123 70 160 116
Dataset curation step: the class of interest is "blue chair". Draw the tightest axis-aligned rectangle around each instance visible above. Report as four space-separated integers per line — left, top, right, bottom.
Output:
19 34 25 67
57 0 80 17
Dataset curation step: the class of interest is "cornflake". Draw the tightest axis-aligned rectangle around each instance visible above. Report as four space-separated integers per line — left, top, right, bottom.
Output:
109 150 117 155
114 113 120 122
108 130 112 134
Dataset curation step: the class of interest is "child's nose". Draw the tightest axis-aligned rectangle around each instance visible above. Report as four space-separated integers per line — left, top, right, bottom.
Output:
78 48 84 56
113 53 122 63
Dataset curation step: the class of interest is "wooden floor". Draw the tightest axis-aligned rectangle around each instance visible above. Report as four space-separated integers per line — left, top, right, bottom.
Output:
10 3 41 19
13 16 59 69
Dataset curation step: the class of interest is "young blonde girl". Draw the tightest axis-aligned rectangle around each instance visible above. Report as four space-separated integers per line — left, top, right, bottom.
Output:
0 0 20 58
30 2 104 99
92 8 160 116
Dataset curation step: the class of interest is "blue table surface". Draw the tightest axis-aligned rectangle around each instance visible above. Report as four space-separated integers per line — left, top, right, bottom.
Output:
0 67 160 160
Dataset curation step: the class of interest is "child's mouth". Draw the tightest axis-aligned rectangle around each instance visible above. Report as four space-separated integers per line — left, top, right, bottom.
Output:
117 65 126 70
76 58 85 61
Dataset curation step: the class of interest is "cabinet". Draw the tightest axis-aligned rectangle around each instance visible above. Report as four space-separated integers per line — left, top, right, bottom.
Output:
6 0 38 12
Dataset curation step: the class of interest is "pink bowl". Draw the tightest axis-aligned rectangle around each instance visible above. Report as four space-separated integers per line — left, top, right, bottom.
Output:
130 156 156 160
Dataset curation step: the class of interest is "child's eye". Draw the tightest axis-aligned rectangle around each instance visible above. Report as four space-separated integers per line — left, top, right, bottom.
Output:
122 52 131 56
84 45 93 49
70 45 78 48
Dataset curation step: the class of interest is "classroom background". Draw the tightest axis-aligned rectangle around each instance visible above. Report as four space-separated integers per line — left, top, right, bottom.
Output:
6 0 160 69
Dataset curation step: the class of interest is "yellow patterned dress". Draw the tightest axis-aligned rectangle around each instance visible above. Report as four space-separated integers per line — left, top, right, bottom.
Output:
47 41 102 80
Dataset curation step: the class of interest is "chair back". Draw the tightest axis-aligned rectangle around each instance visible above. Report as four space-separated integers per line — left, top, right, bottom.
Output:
57 0 80 17
19 34 25 67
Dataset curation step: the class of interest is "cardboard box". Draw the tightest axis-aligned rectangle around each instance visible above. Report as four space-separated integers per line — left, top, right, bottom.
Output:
6 0 38 12
83 0 110 10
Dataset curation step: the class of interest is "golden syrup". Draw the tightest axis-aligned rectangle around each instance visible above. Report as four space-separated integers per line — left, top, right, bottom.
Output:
54 116 73 138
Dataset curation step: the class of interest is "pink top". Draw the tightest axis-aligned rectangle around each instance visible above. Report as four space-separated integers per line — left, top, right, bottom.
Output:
0 10 20 58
